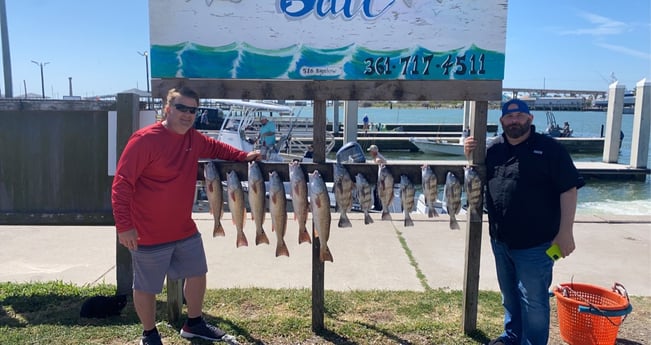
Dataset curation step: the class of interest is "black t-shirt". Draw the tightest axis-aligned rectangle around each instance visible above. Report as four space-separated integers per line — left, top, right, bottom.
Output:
485 131 585 249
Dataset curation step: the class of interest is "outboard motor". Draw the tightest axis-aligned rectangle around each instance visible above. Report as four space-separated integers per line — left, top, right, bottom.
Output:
336 142 366 164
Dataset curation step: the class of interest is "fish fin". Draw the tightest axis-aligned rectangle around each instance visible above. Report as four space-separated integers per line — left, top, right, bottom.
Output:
276 241 290 257
255 230 270 245
320 246 334 263
427 207 434 218
236 232 249 247
364 212 374 225
207 182 214 194
381 210 392 221
430 205 439 217
338 213 352 228
213 222 225 237
298 226 312 244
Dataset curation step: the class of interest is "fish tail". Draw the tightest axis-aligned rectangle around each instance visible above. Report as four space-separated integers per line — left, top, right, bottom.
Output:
320 245 334 262
381 210 392 221
236 231 249 247
255 229 270 245
298 225 312 244
338 213 352 228
213 222 225 237
404 215 414 227
364 211 374 225
449 216 460 230
275 241 290 257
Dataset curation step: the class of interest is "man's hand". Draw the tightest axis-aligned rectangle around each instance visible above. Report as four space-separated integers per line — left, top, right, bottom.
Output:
463 136 476 158
118 229 139 250
246 150 263 161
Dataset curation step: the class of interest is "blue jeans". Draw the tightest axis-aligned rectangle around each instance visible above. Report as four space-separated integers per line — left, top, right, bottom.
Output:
491 239 554 345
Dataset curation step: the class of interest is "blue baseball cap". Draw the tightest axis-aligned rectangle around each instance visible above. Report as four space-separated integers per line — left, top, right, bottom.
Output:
501 99 530 117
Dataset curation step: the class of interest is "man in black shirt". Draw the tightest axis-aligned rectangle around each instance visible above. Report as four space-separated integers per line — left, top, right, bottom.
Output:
464 99 584 345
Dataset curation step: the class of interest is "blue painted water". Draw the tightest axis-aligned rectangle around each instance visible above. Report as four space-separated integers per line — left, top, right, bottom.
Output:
151 43 504 81
297 106 651 216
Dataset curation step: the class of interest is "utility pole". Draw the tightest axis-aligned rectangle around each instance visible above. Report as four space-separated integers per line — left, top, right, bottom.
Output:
0 0 13 97
137 51 150 109
31 60 49 98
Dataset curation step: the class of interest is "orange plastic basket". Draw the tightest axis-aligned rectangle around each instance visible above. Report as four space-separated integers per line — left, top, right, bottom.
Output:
553 282 632 345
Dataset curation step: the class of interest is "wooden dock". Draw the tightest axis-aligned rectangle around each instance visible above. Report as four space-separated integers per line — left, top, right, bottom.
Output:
555 137 605 154
573 162 649 181
290 134 606 153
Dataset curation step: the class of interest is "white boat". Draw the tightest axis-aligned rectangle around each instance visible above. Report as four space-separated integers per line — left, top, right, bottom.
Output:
196 99 335 161
409 137 465 156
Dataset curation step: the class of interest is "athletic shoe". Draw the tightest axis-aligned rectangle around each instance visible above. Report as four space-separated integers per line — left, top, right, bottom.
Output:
140 331 163 345
180 318 225 341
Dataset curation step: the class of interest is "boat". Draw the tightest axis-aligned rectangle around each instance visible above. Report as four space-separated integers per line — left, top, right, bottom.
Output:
409 137 465 156
542 110 573 138
195 99 336 161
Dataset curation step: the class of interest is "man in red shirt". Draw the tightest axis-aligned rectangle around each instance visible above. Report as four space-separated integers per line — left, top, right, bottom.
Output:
112 87 261 345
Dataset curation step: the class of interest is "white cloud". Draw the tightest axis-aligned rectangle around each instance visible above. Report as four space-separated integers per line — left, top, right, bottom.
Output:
595 42 651 60
558 12 629 36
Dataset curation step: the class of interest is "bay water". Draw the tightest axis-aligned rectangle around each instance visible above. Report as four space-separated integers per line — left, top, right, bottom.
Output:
296 105 651 216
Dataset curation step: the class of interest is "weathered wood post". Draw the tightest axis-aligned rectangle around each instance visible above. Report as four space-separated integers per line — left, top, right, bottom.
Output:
311 99 327 332
602 82 625 163
343 101 359 144
462 100 487 333
115 93 140 296
630 78 650 172
167 279 184 323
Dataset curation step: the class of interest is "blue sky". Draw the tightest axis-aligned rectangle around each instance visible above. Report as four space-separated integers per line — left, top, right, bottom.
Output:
3 0 649 98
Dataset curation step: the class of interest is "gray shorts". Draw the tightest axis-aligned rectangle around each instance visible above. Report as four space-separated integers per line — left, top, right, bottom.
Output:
131 232 208 294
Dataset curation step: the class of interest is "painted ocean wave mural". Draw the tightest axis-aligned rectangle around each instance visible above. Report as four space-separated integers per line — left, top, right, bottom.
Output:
151 42 504 81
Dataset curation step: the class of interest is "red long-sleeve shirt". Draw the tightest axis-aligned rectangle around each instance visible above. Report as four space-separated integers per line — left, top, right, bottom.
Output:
112 122 248 245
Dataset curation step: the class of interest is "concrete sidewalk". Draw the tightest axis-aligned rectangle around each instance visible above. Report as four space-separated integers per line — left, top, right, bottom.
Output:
1 212 649 296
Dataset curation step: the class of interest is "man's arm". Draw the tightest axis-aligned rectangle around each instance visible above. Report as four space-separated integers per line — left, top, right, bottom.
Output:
554 187 578 257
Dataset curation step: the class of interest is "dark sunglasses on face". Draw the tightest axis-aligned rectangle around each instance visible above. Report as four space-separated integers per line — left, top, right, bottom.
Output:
173 103 198 114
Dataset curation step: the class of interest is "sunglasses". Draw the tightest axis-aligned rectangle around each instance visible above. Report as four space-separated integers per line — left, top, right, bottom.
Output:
173 103 198 114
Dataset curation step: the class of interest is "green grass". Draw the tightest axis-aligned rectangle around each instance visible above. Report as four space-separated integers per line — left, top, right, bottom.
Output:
3 281 648 344
0 281 505 344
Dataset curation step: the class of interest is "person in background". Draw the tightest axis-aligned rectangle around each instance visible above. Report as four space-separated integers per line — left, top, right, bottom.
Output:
561 121 572 137
112 87 261 345
258 116 277 159
464 99 584 345
362 114 370 134
367 144 387 164
303 145 314 162
462 126 470 139
367 144 387 210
